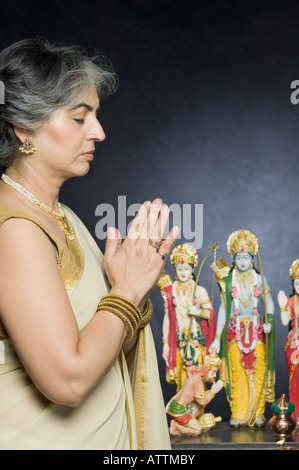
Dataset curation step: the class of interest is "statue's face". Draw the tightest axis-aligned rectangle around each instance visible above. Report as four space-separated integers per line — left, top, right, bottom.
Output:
175 263 193 282
294 278 299 295
206 367 217 383
234 252 252 272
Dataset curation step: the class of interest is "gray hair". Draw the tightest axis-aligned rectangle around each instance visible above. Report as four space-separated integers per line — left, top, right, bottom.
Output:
0 37 118 168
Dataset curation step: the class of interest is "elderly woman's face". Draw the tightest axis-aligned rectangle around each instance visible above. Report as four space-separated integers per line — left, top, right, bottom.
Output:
29 87 105 178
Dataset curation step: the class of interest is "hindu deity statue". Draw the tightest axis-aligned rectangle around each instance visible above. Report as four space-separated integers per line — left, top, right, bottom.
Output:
210 229 275 428
278 258 299 426
166 348 223 436
158 244 216 391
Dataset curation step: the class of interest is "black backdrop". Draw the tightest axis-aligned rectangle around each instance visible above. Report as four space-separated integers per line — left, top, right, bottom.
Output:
1 0 299 422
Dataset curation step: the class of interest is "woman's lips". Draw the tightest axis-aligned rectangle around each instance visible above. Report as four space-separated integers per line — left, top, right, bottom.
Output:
82 152 94 161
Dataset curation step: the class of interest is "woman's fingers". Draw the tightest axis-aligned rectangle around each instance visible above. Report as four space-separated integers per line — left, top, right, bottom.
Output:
139 199 162 241
107 197 179 267
126 201 150 242
127 198 164 243
104 227 122 264
150 204 170 242
157 225 180 262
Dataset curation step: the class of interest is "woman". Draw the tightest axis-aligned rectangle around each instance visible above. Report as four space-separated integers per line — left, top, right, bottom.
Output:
278 258 299 426
0 38 178 450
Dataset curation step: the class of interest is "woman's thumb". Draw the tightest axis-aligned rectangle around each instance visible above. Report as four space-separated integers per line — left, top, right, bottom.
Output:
104 227 121 260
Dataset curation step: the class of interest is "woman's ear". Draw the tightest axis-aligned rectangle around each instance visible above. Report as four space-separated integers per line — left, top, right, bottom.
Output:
13 125 28 143
13 127 37 154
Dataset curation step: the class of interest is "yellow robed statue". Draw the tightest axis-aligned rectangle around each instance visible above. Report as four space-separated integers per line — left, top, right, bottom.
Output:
210 229 275 428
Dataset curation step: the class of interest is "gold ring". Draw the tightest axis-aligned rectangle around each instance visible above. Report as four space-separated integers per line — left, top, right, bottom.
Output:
148 239 162 251
157 251 168 261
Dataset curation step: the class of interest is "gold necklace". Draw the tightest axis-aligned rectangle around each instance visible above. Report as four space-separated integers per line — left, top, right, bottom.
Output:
236 269 253 309
239 271 250 288
1 173 74 240
176 281 193 309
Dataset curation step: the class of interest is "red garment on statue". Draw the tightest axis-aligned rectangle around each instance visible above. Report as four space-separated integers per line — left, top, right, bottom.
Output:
284 296 299 424
227 317 265 371
164 284 216 381
173 412 193 426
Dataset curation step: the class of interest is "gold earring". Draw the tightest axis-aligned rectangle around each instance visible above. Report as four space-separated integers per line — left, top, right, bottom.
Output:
19 136 37 154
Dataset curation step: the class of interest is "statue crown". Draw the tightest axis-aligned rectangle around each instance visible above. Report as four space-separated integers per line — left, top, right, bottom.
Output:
290 259 299 280
227 229 259 258
170 244 198 267
203 348 221 369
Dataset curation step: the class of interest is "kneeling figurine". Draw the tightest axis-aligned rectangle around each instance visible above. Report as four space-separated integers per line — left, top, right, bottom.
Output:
166 348 223 436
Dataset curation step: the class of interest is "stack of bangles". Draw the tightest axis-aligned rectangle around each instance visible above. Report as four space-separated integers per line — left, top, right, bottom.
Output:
96 294 154 341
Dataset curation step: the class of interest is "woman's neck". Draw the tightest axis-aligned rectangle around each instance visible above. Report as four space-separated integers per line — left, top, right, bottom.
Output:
4 163 62 211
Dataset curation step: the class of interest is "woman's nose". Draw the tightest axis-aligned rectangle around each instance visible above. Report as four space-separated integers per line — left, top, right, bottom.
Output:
89 119 106 142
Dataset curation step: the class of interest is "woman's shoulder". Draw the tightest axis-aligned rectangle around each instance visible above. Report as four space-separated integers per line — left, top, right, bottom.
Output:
0 205 41 225
0 205 63 250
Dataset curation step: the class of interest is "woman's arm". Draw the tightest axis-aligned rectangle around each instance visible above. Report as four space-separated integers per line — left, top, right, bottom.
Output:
0 200 178 407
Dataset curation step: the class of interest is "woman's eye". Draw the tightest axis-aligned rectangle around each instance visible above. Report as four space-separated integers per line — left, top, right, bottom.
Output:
74 118 84 124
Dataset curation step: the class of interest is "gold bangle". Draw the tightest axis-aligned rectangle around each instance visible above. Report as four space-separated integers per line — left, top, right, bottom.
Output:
162 338 168 343
96 295 153 341
97 304 135 341
140 298 154 328
97 294 143 341
101 295 143 325
99 299 140 330
215 333 222 340
102 294 142 317
99 295 142 318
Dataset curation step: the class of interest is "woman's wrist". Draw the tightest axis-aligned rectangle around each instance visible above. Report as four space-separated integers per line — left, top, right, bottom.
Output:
109 285 142 307
96 290 153 341
97 293 142 341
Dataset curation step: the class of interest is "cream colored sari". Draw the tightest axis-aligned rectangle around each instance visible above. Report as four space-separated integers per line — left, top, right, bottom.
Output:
0 205 170 450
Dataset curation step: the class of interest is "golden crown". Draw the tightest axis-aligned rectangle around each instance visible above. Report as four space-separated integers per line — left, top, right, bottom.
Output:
203 348 221 369
290 259 299 280
227 229 259 258
170 244 198 267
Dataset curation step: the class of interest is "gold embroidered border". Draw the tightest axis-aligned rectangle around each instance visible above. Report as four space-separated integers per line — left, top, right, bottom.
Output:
133 328 148 450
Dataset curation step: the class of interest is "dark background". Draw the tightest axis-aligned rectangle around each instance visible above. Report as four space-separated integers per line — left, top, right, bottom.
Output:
1 0 299 422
